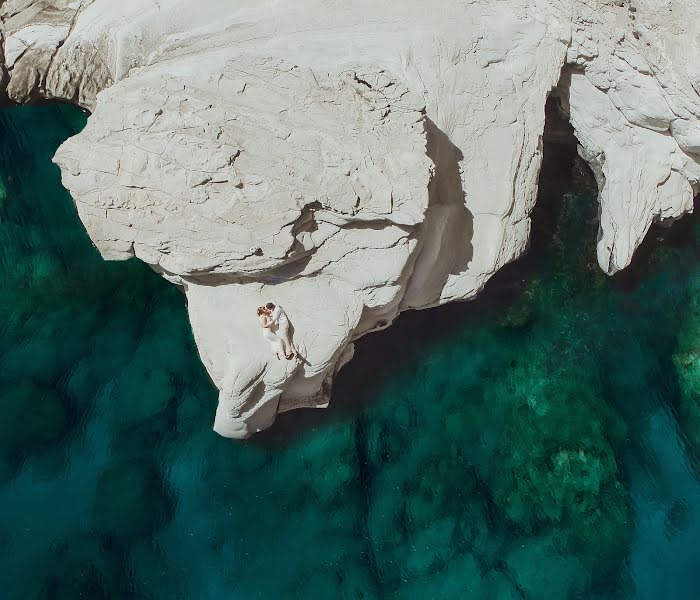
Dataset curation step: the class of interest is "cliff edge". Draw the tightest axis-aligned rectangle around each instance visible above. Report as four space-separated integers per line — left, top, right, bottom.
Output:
2 0 699 437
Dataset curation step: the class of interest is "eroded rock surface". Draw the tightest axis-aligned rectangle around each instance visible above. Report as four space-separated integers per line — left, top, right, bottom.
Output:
562 0 700 273
2 0 699 437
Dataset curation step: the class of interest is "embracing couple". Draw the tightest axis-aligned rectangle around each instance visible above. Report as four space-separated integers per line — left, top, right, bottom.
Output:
257 302 298 360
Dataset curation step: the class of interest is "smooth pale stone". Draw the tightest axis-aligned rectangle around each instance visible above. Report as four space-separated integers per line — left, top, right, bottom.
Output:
4 24 69 69
672 119 700 155
566 73 699 274
2 0 700 436
607 69 673 132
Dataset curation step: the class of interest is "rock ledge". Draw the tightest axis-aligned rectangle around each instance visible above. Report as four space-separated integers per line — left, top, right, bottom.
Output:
2 0 699 436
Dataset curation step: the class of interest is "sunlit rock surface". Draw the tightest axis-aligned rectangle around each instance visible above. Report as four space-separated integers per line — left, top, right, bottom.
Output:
2 0 700 436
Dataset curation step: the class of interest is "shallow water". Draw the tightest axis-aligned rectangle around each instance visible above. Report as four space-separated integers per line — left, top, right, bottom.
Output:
2 105 700 599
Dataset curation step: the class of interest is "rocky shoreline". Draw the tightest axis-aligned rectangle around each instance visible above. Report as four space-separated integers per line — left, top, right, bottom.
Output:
2 0 699 437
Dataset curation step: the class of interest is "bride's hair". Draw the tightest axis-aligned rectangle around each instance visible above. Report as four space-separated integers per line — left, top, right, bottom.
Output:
256 307 266 316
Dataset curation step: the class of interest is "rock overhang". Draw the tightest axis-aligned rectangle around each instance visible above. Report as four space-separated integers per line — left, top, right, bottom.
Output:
1 0 699 436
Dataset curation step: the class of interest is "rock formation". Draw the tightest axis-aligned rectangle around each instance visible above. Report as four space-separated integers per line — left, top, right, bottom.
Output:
2 0 699 437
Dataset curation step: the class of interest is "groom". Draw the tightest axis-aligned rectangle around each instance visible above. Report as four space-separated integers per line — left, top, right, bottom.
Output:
266 302 297 359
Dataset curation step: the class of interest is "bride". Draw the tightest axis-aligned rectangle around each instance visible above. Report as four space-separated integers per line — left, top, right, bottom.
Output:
257 306 285 359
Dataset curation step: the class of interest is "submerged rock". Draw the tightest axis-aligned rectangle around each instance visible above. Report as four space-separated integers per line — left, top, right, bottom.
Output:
505 535 589 600
94 459 172 542
467 332 632 576
1 0 700 436
0 380 67 459
27 534 123 600
673 303 700 460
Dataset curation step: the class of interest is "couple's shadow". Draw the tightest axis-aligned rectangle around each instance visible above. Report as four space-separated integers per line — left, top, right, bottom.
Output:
281 320 310 366
292 325 310 366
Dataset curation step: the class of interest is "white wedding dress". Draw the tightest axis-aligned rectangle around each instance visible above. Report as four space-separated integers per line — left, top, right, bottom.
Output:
262 326 284 356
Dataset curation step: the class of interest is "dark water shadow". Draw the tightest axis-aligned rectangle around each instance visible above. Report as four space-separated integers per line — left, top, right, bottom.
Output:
612 197 700 293
0 96 92 117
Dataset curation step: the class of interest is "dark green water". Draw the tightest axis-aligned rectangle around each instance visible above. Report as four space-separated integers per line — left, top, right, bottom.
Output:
2 104 700 599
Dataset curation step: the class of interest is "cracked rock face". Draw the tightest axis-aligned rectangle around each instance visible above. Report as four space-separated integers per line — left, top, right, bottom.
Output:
2 0 700 437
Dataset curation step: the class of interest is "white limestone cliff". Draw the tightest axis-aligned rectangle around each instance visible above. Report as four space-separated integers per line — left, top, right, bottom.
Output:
1 0 699 437
563 0 700 274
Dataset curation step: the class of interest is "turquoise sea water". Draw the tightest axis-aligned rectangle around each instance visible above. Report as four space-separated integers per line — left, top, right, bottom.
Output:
2 104 700 599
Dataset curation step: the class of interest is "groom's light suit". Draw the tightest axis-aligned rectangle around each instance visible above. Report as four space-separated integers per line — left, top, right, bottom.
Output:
272 304 295 355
